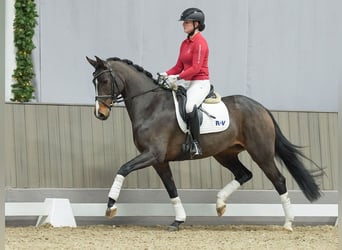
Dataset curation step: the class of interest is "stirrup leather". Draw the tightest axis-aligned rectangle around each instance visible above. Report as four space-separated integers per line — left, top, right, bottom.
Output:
190 140 202 156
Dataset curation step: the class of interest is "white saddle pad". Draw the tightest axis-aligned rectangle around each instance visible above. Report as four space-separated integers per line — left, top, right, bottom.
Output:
172 91 230 134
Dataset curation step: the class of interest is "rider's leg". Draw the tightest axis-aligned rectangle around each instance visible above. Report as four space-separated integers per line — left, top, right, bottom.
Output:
185 80 211 113
185 80 210 157
187 106 202 157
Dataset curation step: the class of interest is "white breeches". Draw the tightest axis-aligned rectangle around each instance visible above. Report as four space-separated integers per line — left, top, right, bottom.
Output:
185 80 211 113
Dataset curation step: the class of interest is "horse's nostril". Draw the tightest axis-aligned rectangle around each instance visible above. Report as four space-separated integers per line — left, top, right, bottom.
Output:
94 111 109 120
98 114 106 120
99 113 108 120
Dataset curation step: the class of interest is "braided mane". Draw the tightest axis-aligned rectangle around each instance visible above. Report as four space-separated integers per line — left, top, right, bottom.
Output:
107 57 157 83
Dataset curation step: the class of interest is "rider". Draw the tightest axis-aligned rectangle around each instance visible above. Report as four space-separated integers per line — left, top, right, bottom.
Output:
161 8 210 157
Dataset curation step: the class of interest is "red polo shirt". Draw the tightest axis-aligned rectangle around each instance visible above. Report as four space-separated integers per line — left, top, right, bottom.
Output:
167 32 209 80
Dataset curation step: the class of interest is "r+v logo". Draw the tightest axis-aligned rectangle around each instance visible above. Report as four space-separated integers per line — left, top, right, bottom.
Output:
215 120 226 126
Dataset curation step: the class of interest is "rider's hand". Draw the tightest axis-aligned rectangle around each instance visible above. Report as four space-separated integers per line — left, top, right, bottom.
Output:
158 72 168 77
167 75 180 83
167 75 180 90
157 72 168 86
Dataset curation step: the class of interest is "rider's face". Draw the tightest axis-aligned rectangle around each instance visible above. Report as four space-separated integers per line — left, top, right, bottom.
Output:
182 21 198 34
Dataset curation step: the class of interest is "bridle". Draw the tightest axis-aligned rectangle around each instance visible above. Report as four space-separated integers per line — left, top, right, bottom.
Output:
92 67 123 111
92 65 162 111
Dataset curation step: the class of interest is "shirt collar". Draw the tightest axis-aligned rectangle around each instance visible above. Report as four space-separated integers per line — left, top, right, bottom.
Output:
188 32 201 42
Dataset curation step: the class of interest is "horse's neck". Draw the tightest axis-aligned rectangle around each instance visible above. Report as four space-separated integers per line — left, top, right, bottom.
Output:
113 62 155 102
121 73 166 123
110 61 171 124
124 89 169 127
123 78 153 101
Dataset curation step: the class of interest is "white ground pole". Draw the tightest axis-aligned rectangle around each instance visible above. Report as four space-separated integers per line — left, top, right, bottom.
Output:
1 0 6 247
5 0 15 102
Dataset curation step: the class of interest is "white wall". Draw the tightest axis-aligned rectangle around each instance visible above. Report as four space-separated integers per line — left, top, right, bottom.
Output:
6 0 341 111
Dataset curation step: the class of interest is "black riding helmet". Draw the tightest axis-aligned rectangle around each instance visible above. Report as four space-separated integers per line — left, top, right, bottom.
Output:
179 8 205 32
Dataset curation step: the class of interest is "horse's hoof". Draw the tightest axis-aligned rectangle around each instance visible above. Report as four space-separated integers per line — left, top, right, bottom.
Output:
168 220 184 231
216 204 226 217
105 206 117 218
283 221 293 232
168 225 179 231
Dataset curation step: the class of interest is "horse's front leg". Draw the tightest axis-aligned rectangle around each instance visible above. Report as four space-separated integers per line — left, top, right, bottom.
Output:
106 152 158 218
153 163 186 231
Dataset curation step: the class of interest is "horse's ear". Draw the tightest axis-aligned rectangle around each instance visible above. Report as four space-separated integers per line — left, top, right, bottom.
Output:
86 56 97 68
95 56 106 68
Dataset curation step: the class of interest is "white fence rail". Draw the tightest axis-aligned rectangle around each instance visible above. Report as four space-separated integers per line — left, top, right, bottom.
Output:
6 198 338 227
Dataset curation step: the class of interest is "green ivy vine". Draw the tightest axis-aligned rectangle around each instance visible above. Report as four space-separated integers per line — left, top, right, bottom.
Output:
12 0 38 102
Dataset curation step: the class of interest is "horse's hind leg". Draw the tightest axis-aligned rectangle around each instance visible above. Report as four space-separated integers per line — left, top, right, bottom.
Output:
263 160 294 231
250 153 294 231
214 154 253 216
153 163 186 231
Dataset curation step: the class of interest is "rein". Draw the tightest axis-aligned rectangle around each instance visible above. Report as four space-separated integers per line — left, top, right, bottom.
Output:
124 86 161 102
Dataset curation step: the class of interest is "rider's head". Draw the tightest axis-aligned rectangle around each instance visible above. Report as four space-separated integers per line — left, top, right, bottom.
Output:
179 8 205 37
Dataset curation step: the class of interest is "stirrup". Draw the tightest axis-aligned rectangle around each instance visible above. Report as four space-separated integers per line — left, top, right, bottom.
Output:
190 141 202 157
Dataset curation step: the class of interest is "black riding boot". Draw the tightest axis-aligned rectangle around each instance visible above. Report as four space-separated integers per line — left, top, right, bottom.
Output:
187 106 202 158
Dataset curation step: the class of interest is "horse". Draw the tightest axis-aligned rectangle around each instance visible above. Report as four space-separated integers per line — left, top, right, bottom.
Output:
86 56 321 231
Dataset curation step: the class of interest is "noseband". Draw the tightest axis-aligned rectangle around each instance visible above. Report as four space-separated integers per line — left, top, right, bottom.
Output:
92 68 123 109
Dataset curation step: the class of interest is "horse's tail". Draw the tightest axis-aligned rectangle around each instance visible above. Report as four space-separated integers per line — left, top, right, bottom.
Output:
267 110 321 202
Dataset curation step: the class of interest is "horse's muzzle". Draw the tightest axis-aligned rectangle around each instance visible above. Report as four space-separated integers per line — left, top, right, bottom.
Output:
94 111 109 120
94 106 110 120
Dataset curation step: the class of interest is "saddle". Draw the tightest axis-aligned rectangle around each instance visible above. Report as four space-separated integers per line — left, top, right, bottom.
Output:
175 85 221 123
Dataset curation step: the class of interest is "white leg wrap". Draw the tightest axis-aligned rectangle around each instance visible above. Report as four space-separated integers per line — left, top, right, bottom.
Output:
171 197 186 222
217 180 240 202
108 175 125 201
280 192 295 231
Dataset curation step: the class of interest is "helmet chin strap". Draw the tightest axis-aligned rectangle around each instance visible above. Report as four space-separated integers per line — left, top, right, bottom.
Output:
187 21 198 39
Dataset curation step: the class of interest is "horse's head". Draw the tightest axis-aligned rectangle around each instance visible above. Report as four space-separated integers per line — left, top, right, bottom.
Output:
86 56 122 120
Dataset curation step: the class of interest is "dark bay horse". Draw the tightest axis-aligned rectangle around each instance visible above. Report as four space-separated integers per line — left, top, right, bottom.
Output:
86 56 321 231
